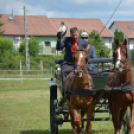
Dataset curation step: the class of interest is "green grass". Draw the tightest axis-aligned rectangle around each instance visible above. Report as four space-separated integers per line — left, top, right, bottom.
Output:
0 80 115 134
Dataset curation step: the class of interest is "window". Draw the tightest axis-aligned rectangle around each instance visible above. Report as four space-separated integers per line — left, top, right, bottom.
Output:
128 26 133 30
44 41 51 47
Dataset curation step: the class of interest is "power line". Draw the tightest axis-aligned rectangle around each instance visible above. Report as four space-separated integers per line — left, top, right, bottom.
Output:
93 0 123 46
99 0 123 36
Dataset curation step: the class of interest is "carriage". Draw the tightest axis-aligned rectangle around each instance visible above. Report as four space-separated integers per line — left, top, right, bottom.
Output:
49 56 130 134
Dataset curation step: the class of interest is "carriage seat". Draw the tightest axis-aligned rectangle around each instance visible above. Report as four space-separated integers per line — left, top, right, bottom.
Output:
55 59 64 64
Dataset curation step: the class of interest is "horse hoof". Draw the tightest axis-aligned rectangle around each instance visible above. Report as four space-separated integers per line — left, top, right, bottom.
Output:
82 128 85 134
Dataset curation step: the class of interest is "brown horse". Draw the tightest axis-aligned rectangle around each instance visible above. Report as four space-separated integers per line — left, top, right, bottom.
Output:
65 44 95 134
105 39 134 134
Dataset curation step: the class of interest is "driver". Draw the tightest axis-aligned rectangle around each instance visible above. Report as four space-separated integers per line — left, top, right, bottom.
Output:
56 27 88 88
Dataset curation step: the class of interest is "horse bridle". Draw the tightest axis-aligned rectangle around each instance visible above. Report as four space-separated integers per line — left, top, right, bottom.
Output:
113 45 128 69
109 44 133 88
74 49 88 73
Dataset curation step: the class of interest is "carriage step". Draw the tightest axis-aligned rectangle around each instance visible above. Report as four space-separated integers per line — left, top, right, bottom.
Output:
94 109 109 113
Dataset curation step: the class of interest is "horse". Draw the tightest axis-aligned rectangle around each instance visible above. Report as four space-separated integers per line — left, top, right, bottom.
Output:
65 44 95 134
105 39 134 134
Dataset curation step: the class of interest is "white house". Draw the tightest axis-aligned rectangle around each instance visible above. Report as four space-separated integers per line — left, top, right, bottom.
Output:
109 21 134 57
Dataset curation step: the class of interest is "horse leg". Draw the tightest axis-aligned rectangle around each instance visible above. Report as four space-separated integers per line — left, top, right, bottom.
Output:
119 107 127 129
108 96 115 128
86 103 94 134
69 106 81 134
81 109 85 134
113 104 121 134
129 104 134 134
68 104 76 134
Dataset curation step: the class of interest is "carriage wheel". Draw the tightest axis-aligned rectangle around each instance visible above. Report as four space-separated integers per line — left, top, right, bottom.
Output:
122 108 130 134
50 101 58 134
50 85 58 134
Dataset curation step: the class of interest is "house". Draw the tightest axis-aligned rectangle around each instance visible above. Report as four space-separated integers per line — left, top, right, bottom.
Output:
109 21 134 57
1 14 114 55
0 15 57 55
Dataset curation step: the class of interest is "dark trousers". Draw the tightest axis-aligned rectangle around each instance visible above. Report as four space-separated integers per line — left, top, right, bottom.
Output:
61 60 74 81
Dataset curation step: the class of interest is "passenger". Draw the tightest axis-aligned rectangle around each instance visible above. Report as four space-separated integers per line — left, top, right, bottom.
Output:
56 27 88 88
81 32 96 70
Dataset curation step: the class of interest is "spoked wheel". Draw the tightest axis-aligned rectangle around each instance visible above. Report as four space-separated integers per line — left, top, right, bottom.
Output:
50 99 58 134
122 108 130 134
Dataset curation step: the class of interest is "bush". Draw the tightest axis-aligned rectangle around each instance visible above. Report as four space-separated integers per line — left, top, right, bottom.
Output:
0 37 13 61
19 37 40 57
0 36 64 70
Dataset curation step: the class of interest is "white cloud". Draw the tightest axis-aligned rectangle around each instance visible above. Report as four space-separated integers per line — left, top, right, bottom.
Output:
46 12 55 17
0 0 55 16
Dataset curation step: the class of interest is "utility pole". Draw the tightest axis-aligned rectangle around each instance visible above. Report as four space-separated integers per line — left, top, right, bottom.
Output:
23 6 30 70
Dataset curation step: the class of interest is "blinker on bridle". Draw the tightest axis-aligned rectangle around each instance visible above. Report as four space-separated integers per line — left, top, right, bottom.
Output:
113 45 128 68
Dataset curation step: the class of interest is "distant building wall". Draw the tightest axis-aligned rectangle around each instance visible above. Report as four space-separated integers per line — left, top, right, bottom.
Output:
102 37 113 49
37 36 57 55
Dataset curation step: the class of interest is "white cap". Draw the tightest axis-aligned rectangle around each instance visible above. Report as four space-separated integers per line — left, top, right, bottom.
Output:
81 32 88 38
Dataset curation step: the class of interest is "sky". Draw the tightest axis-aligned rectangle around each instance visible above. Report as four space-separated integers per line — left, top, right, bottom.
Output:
0 0 134 27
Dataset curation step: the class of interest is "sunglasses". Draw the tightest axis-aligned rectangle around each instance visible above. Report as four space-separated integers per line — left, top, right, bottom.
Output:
82 37 88 39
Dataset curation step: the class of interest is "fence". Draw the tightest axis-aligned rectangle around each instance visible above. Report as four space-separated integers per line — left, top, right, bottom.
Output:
0 60 53 83
0 69 53 83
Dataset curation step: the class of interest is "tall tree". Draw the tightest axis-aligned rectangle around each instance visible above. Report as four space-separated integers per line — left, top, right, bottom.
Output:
88 30 111 57
0 14 5 36
114 29 124 49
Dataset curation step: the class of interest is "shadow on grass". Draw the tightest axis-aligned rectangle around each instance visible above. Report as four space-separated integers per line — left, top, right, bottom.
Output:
20 129 72 134
20 128 113 134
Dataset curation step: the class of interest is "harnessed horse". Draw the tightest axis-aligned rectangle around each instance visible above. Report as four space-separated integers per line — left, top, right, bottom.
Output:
65 44 95 134
105 39 134 134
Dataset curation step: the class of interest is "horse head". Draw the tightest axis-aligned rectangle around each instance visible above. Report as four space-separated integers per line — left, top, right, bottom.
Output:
113 39 128 72
73 44 90 78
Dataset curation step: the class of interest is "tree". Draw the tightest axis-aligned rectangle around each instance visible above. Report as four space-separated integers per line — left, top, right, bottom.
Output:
0 14 5 36
88 30 111 57
19 37 40 57
0 37 13 58
114 29 124 49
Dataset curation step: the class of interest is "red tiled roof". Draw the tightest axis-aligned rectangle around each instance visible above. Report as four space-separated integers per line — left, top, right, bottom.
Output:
50 18 114 37
1 15 113 37
114 21 134 38
1 15 57 36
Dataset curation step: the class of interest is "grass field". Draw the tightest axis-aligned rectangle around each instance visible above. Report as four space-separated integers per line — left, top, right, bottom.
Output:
0 79 115 134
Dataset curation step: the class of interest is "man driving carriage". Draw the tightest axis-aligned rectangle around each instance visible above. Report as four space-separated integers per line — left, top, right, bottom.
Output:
56 26 96 88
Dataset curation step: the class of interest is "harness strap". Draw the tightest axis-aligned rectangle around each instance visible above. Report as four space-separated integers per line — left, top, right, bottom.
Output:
119 71 133 87
105 85 134 91
65 89 95 95
65 73 75 94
